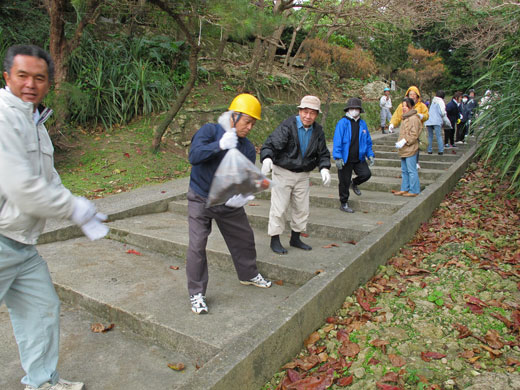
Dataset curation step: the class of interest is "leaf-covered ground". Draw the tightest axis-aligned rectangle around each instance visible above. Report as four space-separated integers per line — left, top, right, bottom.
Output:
263 161 520 390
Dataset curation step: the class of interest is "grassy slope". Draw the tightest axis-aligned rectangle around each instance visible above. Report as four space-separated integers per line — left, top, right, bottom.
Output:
262 161 520 390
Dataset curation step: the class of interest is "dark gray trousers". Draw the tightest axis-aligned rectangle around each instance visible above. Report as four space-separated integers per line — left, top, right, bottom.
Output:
186 189 258 296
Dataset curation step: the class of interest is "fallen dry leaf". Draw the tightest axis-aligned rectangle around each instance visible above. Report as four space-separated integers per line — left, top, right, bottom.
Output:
167 362 185 371
420 351 446 362
304 331 320 347
336 375 353 386
274 280 284 286
169 265 179 270
314 269 324 275
322 243 339 248
388 354 406 367
126 249 142 255
90 323 115 333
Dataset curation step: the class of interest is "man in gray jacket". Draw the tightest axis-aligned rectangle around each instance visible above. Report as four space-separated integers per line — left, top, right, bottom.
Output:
0 45 107 390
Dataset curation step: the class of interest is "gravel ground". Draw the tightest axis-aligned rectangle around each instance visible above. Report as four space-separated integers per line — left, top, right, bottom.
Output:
263 161 520 390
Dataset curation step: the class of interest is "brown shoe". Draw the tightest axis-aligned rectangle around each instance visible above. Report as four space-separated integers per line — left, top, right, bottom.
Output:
393 191 408 196
402 192 418 197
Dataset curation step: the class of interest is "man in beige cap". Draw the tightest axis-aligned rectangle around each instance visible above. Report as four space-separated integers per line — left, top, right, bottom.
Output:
260 96 331 254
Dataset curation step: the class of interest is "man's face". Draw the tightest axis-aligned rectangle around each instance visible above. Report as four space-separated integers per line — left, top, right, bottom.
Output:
3 54 50 107
299 108 319 127
384 90 390 97
469 92 475 99
408 91 418 103
234 114 256 138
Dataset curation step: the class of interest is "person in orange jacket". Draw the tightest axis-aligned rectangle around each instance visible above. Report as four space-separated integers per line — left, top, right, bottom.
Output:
388 86 429 169
388 86 429 133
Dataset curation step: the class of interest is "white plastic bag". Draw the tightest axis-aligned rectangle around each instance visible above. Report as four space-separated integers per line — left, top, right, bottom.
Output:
206 148 272 207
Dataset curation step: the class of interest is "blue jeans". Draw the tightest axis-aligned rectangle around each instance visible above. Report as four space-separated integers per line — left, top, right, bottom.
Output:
400 153 420 194
0 234 60 388
427 125 444 153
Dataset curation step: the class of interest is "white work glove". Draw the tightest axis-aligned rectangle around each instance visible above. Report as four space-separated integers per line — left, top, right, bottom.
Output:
261 158 273 175
395 139 406 149
81 213 109 241
388 124 394 133
368 156 375 167
219 130 238 150
320 168 331 187
71 196 97 226
225 194 255 208
418 113 424 120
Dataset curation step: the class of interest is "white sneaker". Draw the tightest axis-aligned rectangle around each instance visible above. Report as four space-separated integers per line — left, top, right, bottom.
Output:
240 273 272 288
456 141 464 144
190 293 208 314
25 379 84 390
416 163 421 170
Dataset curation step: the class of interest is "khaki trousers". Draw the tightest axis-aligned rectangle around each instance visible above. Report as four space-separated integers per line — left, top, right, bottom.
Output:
268 165 310 236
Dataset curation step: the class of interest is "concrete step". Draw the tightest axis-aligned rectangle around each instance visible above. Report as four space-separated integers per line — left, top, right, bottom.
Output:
106 210 356 286
327 165 443 181
375 150 461 161
374 158 452 170
1 303 193 390
35 236 299 367
255 186 407 215
166 199 388 243
309 173 432 192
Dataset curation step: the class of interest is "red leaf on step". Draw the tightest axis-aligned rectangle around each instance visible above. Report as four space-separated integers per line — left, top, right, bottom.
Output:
421 351 446 362
126 249 142 255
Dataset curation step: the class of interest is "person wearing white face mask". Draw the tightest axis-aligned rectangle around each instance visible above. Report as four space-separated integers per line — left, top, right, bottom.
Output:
456 94 471 144
332 98 375 213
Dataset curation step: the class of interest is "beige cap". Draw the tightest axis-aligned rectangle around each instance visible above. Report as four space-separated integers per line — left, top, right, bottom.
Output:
297 95 321 113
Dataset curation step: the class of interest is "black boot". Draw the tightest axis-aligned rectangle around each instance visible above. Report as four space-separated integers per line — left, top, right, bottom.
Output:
270 235 287 254
381 126 387 134
289 230 312 251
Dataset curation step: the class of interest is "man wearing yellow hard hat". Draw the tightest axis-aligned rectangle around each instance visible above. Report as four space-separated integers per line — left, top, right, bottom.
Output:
186 93 271 315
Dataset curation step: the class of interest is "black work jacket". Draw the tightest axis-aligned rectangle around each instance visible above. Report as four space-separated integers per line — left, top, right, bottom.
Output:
260 116 331 172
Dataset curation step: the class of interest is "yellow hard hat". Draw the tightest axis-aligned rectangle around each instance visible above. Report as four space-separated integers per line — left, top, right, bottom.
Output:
228 93 261 120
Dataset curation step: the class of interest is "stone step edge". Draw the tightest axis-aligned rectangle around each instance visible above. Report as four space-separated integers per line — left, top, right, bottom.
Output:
176 144 477 390
106 227 315 286
53 282 220 364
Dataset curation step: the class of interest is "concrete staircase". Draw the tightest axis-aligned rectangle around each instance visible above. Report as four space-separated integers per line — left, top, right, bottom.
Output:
0 133 476 390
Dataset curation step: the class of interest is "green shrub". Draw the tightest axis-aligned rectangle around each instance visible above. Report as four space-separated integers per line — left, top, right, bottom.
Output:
65 32 189 129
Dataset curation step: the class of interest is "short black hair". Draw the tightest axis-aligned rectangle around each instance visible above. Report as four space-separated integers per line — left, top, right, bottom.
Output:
3 45 54 82
436 90 445 99
402 97 415 109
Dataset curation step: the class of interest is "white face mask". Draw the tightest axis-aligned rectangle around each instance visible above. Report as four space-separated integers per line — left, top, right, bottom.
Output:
462 98 468 103
348 109 360 118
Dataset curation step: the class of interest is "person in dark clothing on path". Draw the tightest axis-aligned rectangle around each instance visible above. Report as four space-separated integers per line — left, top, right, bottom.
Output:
332 98 375 213
456 94 471 143
186 93 271 315
445 91 462 148
260 96 331 254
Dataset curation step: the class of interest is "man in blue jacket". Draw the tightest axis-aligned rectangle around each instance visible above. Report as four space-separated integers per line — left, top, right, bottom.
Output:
332 98 375 213
186 93 271 315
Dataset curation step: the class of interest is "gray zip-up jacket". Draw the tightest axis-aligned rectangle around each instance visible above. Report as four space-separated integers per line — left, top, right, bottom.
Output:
0 88 75 244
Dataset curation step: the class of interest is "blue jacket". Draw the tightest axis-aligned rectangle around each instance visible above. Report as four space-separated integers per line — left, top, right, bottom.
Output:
189 123 256 198
332 117 374 162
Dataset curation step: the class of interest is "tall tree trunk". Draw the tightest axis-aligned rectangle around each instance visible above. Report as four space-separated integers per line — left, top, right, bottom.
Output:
245 36 266 89
284 0 314 67
148 0 200 151
47 0 68 89
152 46 199 151
216 29 229 69
265 21 287 74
